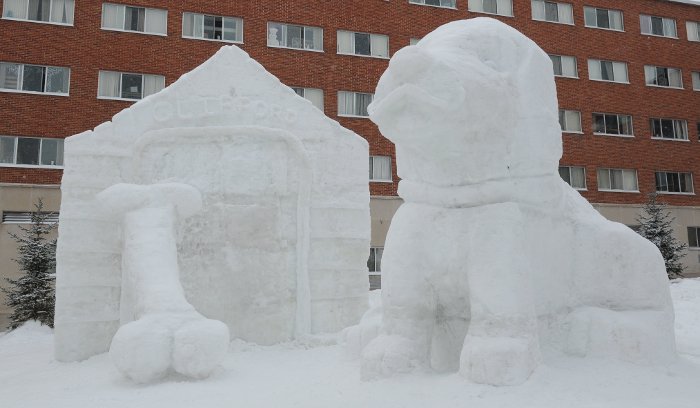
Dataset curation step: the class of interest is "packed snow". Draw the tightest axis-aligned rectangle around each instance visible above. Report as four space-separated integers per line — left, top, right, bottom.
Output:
1 280 699 408
54 43 370 365
362 18 675 386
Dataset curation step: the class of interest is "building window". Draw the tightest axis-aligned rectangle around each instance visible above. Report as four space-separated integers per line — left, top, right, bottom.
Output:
337 31 388 58
267 22 323 51
650 118 688 141
592 113 633 136
2 0 74 25
531 0 573 24
182 12 242 43
549 54 577 78
369 156 392 182
640 15 677 38
291 87 324 111
2 211 59 224
409 0 456 8
409 38 421 46
101 3 167 36
692 72 700 91
0 135 64 167
98 71 165 101
559 110 582 133
656 171 694 194
367 247 383 290
644 66 683 88
583 7 624 31
338 91 373 117
689 227 700 248
587 59 628 83
468 0 513 17
687 21 700 42
0 62 70 95
559 166 586 190
597 168 638 192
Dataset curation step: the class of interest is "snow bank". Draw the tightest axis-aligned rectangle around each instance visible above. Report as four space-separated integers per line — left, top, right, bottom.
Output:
360 17 676 385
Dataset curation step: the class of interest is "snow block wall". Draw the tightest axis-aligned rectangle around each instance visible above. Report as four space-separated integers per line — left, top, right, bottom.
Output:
359 18 676 386
55 45 370 362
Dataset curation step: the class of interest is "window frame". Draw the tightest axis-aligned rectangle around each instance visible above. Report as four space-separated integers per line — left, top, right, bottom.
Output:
336 30 389 59
592 112 634 137
688 226 700 249
549 54 578 78
367 246 383 290
559 109 583 133
583 6 624 32
639 14 678 39
587 59 629 84
0 62 70 96
655 171 694 195
337 91 374 118
101 3 168 37
650 118 689 141
686 21 700 42
558 166 587 190
1 0 75 26
531 0 574 25
97 70 165 102
290 86 324 111
408 0 457 10
181 12 243 44
369 155 393 183
0 135 64 168
596 168 639 193
692 72 700 91
644 65 683 89
468 0 514 17
266 22 324 52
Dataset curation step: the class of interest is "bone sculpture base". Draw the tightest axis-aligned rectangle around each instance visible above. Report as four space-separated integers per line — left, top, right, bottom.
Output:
98 184 229 383
358 18 677 386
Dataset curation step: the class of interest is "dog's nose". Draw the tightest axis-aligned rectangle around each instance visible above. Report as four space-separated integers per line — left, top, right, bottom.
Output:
388 46 433 85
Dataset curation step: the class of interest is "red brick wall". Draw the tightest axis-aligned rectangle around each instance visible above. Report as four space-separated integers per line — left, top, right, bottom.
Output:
1 0 699 203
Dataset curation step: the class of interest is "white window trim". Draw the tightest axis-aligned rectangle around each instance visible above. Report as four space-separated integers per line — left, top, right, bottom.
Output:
101 4 168 37
589 78 630 85
651 137 691 142
0 136 64 168
1 0 74 26
0 62 71 96
408 0 457 10
181 13 244 44
583 7 625 32
96 71 164 102
267 22 324 53
594 132 634 139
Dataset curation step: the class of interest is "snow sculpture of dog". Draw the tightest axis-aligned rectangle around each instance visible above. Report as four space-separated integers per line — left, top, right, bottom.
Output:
360 18 676 385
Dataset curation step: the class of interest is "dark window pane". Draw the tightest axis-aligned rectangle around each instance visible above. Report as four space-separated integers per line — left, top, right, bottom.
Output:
605 114 619 134
121 74 143 99
559 167 571 184
0 137 15 163
668 173 680 192
656 67 669 86
550 55 562 75
661 119 674 138
483 0 497 13
369 275 381 291
600 61 613 81
688 227 699 248
354 33 370 55
697 122 700 141
651 16 664 35
357 93 371 116
596 9 610 28
28 0 50 21
651 119 662 137
367 248 376 272
22 65 45 92
40 139 59 165
16 138 40 165
425 0 440 5
203 15 223 40
125 6 144 31
545 2 558 21
45 67 68 94
286 25 303 48
593 114 606 133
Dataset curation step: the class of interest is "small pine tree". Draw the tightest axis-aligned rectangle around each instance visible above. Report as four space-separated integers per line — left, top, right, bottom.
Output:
636 192 686 280
1 199 57 329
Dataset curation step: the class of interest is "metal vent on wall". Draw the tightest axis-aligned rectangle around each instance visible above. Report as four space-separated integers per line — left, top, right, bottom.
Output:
1 212 59 224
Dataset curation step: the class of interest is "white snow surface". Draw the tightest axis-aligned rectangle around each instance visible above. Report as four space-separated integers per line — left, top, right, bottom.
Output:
1 280 700 408
362 18 675 386
55 43 370 363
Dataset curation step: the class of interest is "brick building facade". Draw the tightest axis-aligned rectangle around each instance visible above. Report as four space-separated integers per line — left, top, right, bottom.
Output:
1 0 699 326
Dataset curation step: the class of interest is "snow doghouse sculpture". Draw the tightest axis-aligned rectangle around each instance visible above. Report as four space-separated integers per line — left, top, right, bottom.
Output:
54 45 371 373
359 18 676 385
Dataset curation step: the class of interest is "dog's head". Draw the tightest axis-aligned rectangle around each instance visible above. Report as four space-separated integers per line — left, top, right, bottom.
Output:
369 18 563 187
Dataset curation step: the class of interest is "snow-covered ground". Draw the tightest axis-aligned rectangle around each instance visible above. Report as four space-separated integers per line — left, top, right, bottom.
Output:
2 279 700 408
